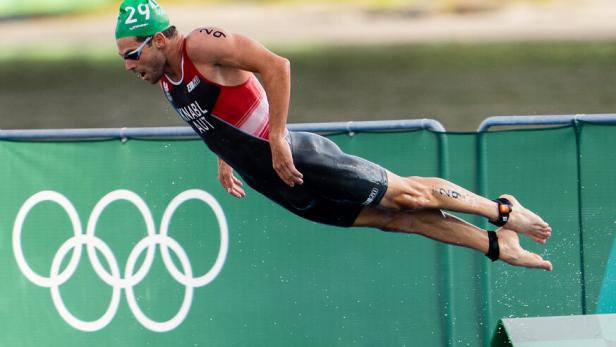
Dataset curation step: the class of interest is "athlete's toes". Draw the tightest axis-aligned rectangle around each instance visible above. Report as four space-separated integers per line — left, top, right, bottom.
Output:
535 260 553 272
539 225 552 237
530 234 547 244
528 253 553 271
540 260 553 272
530 237 543 244
532 222 551 236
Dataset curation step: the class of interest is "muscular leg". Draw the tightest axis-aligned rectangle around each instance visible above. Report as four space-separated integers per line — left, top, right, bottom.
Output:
379 171 552 243
354 206 553 271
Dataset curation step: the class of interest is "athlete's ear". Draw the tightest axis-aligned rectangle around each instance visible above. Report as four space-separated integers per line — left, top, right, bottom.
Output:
153 32 167 49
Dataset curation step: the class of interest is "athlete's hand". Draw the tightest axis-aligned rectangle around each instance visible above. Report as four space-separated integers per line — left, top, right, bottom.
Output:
218 159 246 198
270 137 303 187
496 228 553 271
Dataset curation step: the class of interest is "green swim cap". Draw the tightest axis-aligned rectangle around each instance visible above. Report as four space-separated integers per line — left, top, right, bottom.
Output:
115 0 170 39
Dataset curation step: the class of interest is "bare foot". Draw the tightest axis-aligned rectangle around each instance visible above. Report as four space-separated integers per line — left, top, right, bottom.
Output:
497 194 552 244
496 228 553 271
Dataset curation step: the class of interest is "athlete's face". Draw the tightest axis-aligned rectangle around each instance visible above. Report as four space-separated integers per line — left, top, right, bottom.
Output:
117 36 166 84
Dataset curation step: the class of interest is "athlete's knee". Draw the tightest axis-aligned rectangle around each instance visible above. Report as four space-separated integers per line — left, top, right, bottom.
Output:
378 213 400 232
376 211 424 234
389 176 436 211
376 213 415 233
355 208 403 232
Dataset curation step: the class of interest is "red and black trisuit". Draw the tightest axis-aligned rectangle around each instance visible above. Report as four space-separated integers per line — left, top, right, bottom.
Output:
160 39 388 227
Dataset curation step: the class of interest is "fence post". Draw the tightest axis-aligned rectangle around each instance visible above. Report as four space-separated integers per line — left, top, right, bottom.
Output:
438 131 456 346
574 120 588 314
476 130 493 346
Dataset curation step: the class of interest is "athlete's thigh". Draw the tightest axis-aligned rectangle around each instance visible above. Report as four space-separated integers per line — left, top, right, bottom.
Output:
288 131 388 206
241 171 364 228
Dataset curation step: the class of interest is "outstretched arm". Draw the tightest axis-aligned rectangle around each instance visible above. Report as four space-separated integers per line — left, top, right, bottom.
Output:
186 27 303 187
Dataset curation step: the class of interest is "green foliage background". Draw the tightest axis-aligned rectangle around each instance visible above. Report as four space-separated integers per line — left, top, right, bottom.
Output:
2 41 615 131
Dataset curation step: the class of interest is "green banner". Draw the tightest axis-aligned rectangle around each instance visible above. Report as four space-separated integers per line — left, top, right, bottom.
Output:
0 123 615 346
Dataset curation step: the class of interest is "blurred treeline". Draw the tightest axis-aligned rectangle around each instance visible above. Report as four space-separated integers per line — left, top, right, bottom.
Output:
2 0 612 131
2 41 615 131
0 0 554 17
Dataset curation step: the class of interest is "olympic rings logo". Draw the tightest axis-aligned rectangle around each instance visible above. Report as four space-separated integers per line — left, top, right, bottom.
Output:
12 189 228 333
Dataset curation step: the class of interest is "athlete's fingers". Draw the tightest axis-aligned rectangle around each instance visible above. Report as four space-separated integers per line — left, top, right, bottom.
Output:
271 139 303 186
231 182 246 197
280 169 303 186
279 160 303 185
218 159 240 192
226 184 240 197
287 163 303 181
232 176 244 187
283 165 303 185
228 186 245 198
222 174 245 198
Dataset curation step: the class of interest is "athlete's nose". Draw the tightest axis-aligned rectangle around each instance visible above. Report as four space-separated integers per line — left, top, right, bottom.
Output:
124 59 137 71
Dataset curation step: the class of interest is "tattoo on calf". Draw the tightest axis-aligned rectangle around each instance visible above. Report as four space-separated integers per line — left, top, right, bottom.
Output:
434 187 463 199
198 27 227 38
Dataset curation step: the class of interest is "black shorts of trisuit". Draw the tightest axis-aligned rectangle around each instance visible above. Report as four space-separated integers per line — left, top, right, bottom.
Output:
199 115 389 227
240 132 388 227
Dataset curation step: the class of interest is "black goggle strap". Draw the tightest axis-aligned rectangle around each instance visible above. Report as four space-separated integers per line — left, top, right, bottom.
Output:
486 230 500 262
490 197 513 227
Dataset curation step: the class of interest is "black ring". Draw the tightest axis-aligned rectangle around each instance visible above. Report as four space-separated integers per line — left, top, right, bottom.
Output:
486 230 500 262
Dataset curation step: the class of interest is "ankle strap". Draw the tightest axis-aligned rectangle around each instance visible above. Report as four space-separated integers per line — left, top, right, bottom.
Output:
490 198 512 227
486 230 499 262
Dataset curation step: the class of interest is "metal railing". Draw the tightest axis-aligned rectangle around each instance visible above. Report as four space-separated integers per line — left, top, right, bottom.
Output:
5 114 616 141
478 114 616 132
0 119 445 141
